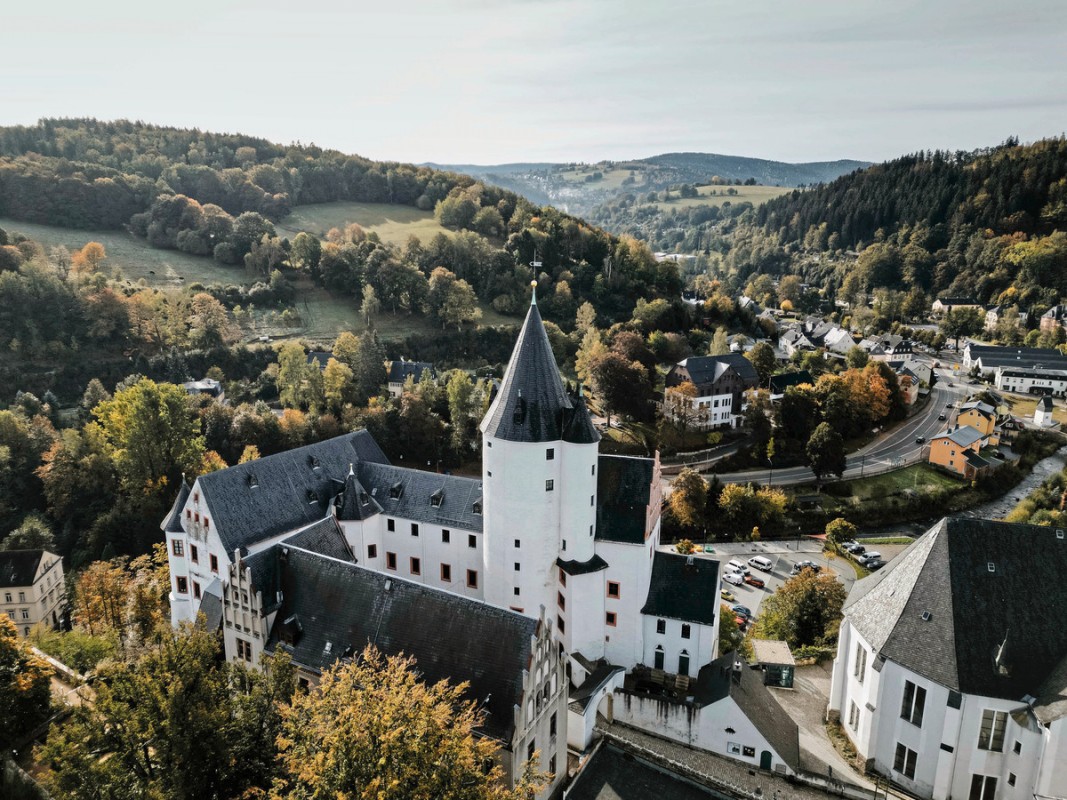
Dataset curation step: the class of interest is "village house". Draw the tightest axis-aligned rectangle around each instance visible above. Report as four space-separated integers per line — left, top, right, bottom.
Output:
386 358 436 397
0 549 65 636
927 426 992 479
663 354 760 429
828 518 1067 800
931 297 981 316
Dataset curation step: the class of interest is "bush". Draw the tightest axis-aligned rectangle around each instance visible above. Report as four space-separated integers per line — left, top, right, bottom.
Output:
30 626 117 674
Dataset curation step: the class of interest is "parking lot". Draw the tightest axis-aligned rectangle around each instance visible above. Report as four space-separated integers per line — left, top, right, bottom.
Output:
666 538 911 622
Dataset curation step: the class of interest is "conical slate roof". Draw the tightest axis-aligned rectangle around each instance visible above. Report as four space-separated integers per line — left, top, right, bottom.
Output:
481 297 573 443
562 390 600 445
336 465 381 521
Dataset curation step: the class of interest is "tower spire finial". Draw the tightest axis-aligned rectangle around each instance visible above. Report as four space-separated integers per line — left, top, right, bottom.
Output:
530 280 538 306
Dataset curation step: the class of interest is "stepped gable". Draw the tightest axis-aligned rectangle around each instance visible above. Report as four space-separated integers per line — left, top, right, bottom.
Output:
266 546 537 742
196 431 389 556
481 294 573 443
335 465 382 521
845 517 1067 700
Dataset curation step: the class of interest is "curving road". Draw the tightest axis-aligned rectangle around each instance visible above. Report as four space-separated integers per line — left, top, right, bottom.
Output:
701 360 971 488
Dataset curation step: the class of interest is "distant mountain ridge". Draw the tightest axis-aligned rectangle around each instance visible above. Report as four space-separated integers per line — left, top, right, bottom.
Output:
427 152 870 215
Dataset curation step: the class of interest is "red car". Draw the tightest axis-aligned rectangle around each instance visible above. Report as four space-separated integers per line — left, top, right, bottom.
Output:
744 574 766 588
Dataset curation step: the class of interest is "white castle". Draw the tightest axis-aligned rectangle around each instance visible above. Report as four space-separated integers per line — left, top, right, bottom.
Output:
163 291 796 792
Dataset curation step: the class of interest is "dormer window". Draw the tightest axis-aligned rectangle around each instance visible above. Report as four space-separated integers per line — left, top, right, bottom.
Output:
513 396 527 425
473 500 482 515
359 491 369 505
308 456 320 470
306 490 318 504
389 482 403 500
430 489 443 508
247 473 259 489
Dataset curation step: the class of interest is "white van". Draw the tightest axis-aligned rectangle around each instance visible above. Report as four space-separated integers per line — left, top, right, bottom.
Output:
748 555 773 572
727 558 750 575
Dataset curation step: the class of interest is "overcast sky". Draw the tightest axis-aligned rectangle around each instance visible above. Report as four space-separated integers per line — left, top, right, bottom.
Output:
3 0 1065 166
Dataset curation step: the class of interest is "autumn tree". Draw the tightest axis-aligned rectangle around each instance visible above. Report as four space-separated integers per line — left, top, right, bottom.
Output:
717 483 787 538
323 357 355 413
0 615 53 747
663 381 706 433
273 645 544 800
751 569 847 648
707 326 730 355
70 241 107 276
825 517 858 550
92 378 205 495
745 341 777 386
669 468 708 531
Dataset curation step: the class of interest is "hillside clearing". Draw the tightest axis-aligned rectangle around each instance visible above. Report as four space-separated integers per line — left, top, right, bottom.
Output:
273 202 453 246
648 184 793 211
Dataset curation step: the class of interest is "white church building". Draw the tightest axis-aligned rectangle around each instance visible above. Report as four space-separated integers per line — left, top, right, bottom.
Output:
163 291 798 788
828 518 1067 800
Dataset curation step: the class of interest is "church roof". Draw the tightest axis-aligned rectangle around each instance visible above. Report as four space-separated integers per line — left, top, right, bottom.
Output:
595 455 654 544
266 546 537 743
194 431 389 557
481 299 574 443
356 463 483 532
335 466 382 521
641 551 719 625
845 517 1067 700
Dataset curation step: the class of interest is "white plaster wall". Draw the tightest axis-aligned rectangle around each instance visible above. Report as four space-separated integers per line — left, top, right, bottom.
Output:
1036 717 1067 800
612 689 794 774
640 615 715 678
376 514 484 601
482 438 561 614
559 440 598 563
598 541 654 669
830 622 881 759
561 569 606 660
945 694 1043 800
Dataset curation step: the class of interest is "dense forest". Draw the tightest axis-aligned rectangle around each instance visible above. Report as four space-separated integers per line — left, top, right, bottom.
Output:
0 119 681 323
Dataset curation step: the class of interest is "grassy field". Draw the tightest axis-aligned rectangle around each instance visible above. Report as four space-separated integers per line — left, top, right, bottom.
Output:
998 393 1067 426
273 202 453 246
0 217 246 287
558 165 641 191
839 463 963 501
648 184 792 211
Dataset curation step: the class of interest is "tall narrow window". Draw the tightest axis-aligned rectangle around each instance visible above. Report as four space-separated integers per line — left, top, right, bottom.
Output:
386 552 397 570
210 554 219 573
190 544 199 563
368 544 377 559
442 529 450 543
678 650 690 675
656 618 666 634
172 539 184 557
854 643 867 684
441 563 451 582
546 480 554 492
467 569 478 589
410 557 421 576
681 623 691 639
977 710 1007 752
546 448 554 460
653 646 664 670
969 775 997 800
607 581 620 599
900 681 926 727
893 743 917 779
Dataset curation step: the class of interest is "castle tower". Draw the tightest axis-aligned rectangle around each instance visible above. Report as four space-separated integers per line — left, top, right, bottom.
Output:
480 285 600 630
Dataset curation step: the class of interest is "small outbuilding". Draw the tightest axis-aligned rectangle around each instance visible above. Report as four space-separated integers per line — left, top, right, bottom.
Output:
751 639 796 689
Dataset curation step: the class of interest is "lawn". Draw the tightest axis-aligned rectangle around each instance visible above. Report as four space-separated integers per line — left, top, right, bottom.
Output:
0 217 246 287
558 166 640 191
647 184 792 211
837 463 963 502
273 202 453 246
998 393 1067 426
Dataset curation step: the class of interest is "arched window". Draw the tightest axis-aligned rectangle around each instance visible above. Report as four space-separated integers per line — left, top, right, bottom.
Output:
678 649 690 676
653 645 665 671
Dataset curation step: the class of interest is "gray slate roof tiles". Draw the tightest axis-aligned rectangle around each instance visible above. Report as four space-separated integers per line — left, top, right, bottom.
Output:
845 517 1067 700
0 550 45 588
266 546 537 742
566 743 723 800
357 463 484 532
641 551 719 625
596 455 654 545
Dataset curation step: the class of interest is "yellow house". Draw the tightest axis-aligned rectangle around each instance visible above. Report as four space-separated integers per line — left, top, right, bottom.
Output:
957 401 999 446
928 425 991 479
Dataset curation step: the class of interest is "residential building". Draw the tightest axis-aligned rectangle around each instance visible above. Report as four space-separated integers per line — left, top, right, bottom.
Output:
165 291 738 781
182 378 225 404
768 370 814 402
779 328 816 358
995 365 1067 397
1035 396 1056 427
931 297 980 315
1040 304 1067 333
0 549 65 636
963 343 1067 373
957 401 999 445
927 426 991 478
828 518 1067 800
386 359 436 397
663 354 760 429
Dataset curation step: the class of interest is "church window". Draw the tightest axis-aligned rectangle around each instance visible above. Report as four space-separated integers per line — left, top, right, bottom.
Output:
468 534 477 548
656 619 666 634
900 680 926 727
546 480 554 491
678 650 690 675
606 612 617 626
978 710 1007 752
550 712 557 738
466 569 478 589
607 581 620 599
172 539 184 557
653 646 664 670
442 529 450 543
546 448 554 460
410 557 421 576
441 564 451 582
386 552 397 570
681 624 691 639
367 545 377 559
387 518 395 532
411 523 419 537
190 545 199 563
176 576 188 594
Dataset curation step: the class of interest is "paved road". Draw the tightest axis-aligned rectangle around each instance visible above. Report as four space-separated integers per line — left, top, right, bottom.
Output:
703 359 971 488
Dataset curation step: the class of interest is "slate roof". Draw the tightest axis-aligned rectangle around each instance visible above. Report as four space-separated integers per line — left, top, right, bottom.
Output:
557 554 609 576
844 517 1067 701
266 547 538 742
968 344 1067 370
693 653 801 772
242 547 284 615
566 744 723 800
640 551 719 625
284 516 354 563
570 662 624 712
933 426 984 448
596 455 654 544
481 300 598 443
1039 396 1054 411
357 463 484 532
1035 653 1067 725
959 401 995 418
387 360 435 384
963 451 991 470
162 480 190 534
335 467 382 522
666 354 759 391
197 578 223 632
0 550 45 588
769 370 813 394
194 431 389 556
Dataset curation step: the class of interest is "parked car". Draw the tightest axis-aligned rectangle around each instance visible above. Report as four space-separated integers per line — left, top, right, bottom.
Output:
720 588 736 602
840 540 858 551
748 556 774 572
791 560 821 575
727 558 750 575
744 574 766 588
866 559 887 571
735 615 748 630
723 571 744 586
857 551 883 566
731 604 752 619
844 543 865 555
